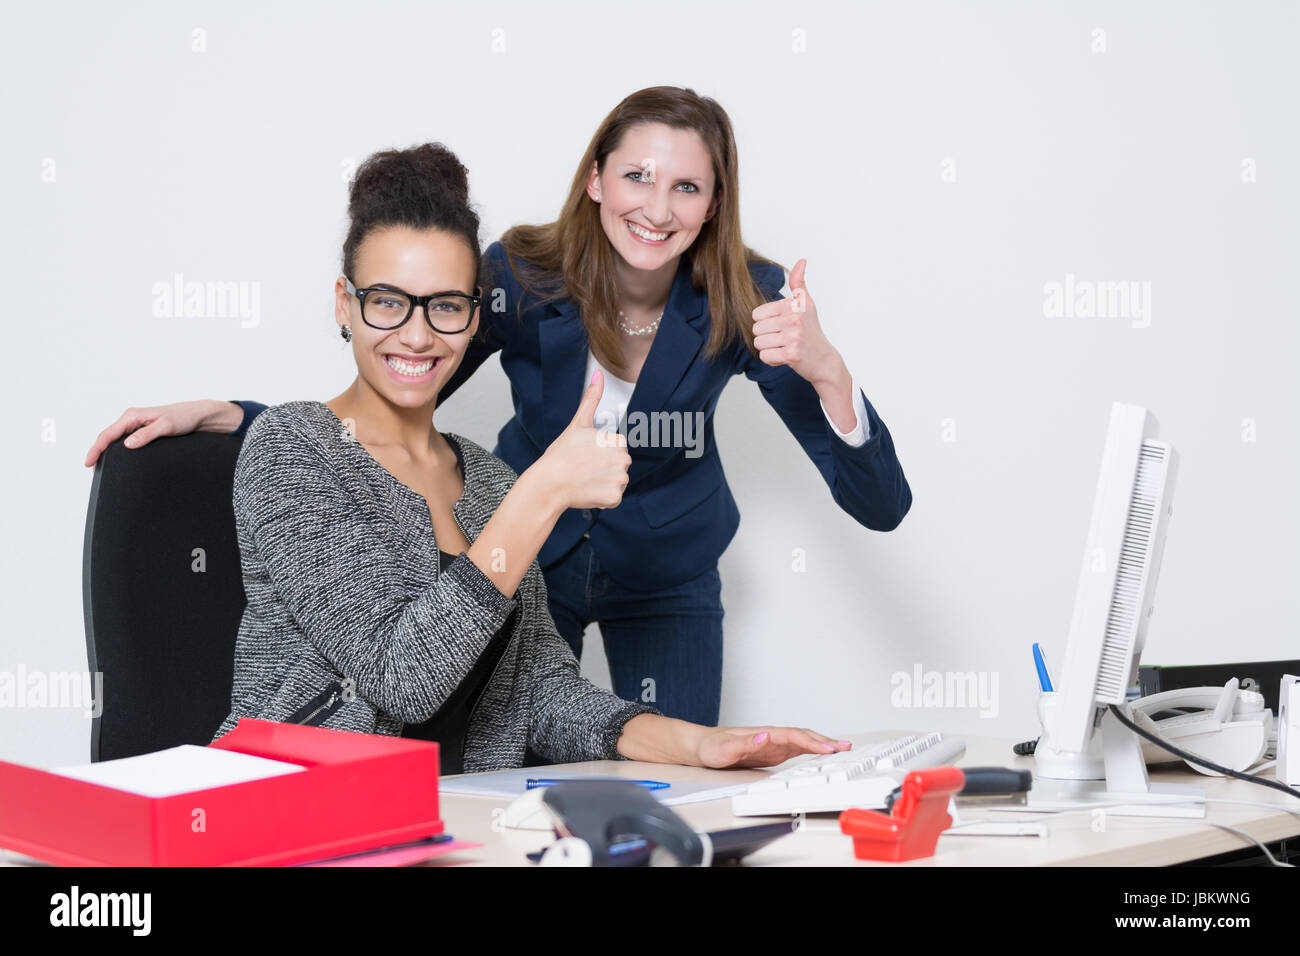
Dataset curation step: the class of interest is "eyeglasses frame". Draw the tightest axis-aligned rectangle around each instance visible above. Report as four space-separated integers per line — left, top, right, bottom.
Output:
344 276 482 334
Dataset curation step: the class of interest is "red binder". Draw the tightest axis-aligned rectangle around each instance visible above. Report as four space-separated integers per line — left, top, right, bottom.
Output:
0 719 446 866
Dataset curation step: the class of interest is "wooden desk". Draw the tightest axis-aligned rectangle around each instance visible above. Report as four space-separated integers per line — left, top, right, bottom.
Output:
434 731 1300 866
1 731 1293 867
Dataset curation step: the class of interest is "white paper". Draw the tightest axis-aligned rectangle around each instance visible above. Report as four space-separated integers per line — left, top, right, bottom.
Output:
50 745 306 797
438 768 748 805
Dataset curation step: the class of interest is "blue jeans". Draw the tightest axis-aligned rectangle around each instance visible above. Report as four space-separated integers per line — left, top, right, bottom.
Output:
541 536 724 727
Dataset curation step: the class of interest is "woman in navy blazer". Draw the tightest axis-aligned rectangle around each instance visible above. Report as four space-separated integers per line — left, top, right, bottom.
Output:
85 87 911 725
440 238 910 588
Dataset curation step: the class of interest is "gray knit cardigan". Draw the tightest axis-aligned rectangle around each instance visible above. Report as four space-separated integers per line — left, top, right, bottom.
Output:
211 400 659 770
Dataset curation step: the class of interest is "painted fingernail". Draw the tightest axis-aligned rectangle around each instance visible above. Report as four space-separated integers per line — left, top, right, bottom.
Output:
753 732 769 745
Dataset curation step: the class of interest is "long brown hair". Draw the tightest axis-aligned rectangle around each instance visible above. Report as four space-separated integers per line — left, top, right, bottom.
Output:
498 86 782 378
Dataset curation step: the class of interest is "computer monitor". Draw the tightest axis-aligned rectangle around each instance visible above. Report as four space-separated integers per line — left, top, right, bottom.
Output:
1028 402 1204 817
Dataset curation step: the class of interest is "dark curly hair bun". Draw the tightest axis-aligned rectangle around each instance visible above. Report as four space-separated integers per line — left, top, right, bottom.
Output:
342 142 480 280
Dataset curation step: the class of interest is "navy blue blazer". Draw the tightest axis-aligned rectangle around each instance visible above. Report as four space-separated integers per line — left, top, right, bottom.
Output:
236 241 911 589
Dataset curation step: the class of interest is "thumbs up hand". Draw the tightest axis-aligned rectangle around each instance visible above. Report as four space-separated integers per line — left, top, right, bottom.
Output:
569 367 607 432
532 370 632 511
750 259 842 387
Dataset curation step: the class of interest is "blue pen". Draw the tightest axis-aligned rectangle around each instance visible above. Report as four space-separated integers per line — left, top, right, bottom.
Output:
1032 642 1054 692
525 778 669 791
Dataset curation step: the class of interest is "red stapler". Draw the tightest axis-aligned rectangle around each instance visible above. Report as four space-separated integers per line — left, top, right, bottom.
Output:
839 766 966 862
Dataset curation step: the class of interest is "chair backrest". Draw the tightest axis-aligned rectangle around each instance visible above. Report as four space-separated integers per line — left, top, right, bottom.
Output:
82 433 246 761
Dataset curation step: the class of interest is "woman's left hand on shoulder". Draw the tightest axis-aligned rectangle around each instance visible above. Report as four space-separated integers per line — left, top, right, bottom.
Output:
750 259 844 386
696 725 851 769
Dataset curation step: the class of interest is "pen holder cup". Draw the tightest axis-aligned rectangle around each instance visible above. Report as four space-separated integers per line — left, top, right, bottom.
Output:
1033 691 1105 780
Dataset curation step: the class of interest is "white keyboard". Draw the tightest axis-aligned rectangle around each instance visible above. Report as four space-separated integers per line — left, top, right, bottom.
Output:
731 732 967 816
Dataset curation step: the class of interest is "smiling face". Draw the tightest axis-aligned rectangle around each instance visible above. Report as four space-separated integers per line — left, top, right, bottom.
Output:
586 121 718 272
334 225 479 411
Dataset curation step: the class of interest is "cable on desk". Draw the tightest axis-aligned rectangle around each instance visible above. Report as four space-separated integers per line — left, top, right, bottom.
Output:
1006 797 1299 866
1107 704 1300 802
1013 737 1037 756
1196 822 1293 867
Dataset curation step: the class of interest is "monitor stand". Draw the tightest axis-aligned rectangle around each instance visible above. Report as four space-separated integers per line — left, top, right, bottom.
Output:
1009 707 1206 819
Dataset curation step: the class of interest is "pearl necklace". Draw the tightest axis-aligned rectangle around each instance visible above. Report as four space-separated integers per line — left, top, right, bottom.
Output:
618 308 664 337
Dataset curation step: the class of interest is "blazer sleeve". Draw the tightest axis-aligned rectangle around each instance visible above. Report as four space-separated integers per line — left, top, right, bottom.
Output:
231 400 268 439
737 263 913 532
234 409 520 723
436 240 513 405
523 570 661 763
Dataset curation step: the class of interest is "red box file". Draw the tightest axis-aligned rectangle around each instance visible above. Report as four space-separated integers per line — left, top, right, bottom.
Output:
0 719 445 866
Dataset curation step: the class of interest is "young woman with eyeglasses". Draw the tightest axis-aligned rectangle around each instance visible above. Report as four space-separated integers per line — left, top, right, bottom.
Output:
203 141 850 772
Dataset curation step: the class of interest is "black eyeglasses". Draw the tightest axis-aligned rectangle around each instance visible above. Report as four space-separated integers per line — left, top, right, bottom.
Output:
345 277 482 333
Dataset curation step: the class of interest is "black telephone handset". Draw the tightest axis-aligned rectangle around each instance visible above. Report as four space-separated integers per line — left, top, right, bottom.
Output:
540 780 705 866
535 780 797 866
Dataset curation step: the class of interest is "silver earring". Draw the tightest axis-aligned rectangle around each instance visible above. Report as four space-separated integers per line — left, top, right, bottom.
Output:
340 325 352 342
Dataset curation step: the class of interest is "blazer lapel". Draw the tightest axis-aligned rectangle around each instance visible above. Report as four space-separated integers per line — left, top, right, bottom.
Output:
537 254 709 454
625 255 707 431
538 299 590 447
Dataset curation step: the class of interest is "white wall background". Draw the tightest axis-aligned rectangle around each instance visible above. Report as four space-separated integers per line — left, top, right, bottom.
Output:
1 0 1295 767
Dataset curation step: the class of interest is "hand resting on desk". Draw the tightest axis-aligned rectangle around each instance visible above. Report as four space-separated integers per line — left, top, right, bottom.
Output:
617 715 850 769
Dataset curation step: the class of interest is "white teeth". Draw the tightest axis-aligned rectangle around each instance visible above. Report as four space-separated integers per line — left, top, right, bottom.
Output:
627 221 670 241
386 356 434 376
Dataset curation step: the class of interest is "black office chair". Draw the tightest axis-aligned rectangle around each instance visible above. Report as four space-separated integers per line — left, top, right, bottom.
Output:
82 433 247 761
